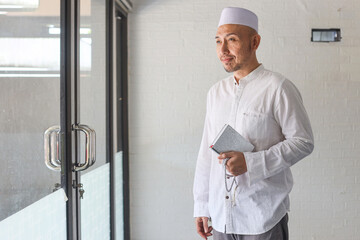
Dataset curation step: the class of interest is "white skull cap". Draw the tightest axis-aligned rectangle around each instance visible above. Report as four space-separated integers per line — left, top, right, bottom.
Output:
218 7 258 32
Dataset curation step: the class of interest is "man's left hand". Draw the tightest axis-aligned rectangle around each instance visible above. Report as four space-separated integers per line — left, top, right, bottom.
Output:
218 151 247 176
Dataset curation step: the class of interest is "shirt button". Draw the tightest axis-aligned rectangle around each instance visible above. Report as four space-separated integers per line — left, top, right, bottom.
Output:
225 196 229 199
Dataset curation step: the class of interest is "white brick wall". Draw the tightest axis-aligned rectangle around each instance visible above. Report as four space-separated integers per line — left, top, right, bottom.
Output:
128 0 360 239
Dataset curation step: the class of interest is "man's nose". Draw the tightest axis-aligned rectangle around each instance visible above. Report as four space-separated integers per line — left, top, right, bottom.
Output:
221 41 229 54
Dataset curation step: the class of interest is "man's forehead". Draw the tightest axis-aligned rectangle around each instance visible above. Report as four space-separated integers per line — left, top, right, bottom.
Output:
216 24 250 37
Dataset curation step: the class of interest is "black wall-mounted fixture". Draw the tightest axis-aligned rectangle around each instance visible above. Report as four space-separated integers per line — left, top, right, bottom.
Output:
311 28 341 42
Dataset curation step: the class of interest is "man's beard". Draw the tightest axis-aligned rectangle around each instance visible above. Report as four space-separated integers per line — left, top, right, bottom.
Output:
224 63 242 73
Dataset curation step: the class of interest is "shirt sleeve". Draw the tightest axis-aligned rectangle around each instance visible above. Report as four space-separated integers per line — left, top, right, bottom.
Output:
193 92 212 218
243 79 314 185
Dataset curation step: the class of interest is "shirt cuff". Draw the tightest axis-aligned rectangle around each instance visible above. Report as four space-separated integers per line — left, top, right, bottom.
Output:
243 151 266 185
193 202 210 218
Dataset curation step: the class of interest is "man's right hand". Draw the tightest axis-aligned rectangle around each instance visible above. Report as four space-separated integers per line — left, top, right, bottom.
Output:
195 217 213 239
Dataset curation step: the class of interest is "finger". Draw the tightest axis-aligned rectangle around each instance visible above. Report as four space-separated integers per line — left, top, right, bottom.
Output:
202 217 209 233
219 152 234 159
195 219 204 232
196 225 207 239
199 232 207 239
196 218 208 239
206 226 213 235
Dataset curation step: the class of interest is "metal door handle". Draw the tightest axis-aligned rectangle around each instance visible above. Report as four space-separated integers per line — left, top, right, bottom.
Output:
89 128 96 167
72 124 96 171
44 126 61 171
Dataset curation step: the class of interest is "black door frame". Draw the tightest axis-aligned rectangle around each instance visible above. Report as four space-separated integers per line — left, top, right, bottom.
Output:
112 3 131 240
60 0 131 239
60 0 78 238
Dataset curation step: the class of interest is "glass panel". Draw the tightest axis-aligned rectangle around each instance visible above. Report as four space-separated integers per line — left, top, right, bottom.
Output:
79 0 110 238
115 151 124 239
0 189 67 240
81 164 110 239
0 0 63 226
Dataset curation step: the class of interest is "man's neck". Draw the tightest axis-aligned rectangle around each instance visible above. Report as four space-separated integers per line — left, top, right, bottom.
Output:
233 62 261 83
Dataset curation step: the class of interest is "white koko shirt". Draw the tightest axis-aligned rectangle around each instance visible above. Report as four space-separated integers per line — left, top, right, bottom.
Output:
193 65 314 234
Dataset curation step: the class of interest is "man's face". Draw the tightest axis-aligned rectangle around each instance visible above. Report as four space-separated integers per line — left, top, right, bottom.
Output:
215 24 257 73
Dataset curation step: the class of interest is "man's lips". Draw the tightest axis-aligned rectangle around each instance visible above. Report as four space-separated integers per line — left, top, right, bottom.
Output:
221 56 234 63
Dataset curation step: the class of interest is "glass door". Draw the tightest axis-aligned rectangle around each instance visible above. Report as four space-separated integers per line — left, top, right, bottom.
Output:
77 0 111 239
0 0 66 239
0 0 129 239
63 0 129 238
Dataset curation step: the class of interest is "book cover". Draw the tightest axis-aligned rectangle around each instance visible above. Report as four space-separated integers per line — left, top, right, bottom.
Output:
210 124 254 154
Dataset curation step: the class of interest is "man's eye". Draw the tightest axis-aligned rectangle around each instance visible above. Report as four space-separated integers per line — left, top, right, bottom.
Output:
216 40 221 44
228 38 236 41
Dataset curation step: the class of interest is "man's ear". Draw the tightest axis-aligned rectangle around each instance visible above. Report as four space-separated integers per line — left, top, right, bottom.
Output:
252 34 261 50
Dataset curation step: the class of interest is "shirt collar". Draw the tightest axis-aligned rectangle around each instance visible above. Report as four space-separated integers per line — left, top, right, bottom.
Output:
233 64 265 85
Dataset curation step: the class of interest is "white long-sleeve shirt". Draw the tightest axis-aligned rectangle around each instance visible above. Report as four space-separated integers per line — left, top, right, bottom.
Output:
193 64 314 234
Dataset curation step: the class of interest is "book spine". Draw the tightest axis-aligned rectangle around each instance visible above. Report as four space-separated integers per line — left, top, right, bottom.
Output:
210 145 221 155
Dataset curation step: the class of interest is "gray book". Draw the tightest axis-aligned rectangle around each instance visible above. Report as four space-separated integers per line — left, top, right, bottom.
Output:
210 124 254 154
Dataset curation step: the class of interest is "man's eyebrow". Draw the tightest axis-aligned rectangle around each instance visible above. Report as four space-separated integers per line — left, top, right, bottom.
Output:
215 33 239 39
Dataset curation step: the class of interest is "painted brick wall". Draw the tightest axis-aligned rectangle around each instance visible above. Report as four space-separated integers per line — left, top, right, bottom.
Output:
128 0 360 239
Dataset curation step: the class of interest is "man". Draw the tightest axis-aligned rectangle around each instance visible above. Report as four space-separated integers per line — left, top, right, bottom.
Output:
193 7 314 240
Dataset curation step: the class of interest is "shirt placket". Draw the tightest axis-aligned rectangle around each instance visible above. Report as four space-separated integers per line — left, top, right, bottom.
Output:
228 81 246 128
224 80 247 233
